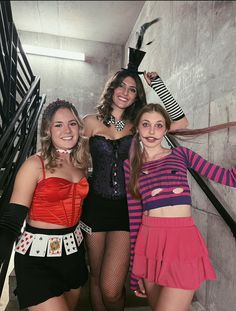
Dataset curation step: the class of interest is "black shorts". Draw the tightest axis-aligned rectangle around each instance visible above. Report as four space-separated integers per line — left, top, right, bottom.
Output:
14 224 88 309
82 191 129 232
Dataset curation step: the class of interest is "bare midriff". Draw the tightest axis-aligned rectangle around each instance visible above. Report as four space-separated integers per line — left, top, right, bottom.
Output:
28 219 68 229
143 204 191 217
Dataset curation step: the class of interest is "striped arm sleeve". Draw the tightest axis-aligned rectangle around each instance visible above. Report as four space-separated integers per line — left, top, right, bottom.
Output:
150 76 185 121
179 146 236 187
123 160 143 291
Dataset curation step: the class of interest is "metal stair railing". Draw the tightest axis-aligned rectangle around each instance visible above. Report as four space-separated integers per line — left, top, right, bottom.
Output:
0 1 46 297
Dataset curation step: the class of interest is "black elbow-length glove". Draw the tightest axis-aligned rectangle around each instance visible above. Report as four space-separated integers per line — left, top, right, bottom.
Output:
0 203 28 264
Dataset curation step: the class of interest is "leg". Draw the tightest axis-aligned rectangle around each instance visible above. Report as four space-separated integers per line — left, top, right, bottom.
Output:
100 231 130 311
28 295 70 311
154 286 194 311
64 288 81 310
143 279 161 310
85 231 107 311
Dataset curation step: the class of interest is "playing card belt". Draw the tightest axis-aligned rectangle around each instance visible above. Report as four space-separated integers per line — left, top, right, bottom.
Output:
15 221 92 257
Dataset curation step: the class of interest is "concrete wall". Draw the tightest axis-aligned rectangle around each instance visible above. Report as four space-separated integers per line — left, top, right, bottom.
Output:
125 1 236 310
18 30 123 117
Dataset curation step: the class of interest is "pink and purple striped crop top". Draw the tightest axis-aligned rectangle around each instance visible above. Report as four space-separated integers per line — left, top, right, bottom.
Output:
125 146 236 211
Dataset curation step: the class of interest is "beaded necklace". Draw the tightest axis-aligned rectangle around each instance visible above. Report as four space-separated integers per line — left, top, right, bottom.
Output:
106 115 126 131
56 149 72 154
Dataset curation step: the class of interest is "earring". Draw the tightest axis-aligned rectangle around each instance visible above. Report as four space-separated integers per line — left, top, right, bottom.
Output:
137 133 143 151
140 140 144 151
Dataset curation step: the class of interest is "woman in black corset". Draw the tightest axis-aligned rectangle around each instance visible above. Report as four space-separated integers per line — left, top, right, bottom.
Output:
81 68 189 311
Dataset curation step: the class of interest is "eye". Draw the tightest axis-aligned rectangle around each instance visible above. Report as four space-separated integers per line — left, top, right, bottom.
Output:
119 82 125 88
70 121 78 126
54 123 62 128
142 122 149 128
129 87 137 94
155 123 163 128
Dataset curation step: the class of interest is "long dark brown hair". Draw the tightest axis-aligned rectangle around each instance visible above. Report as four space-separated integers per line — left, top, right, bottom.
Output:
128 103 236 199
97 70 147 124
40 99 90 172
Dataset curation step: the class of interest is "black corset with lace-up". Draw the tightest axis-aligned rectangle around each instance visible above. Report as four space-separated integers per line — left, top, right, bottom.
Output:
88 135 133 199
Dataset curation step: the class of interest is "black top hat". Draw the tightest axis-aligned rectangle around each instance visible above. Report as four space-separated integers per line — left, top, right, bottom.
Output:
122 47 146 74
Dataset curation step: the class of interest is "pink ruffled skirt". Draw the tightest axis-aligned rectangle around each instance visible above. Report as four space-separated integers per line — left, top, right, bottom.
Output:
132 215 216 290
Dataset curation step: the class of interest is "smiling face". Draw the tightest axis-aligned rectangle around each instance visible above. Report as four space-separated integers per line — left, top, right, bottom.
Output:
137 111 167 149
112 76 137 111
50 108 80 150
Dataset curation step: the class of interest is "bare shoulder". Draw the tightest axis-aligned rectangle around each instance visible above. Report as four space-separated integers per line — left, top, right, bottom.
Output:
17 154 42 180
10 154 42 205
83 113 100 122
23 154 41 168
83 113 102 136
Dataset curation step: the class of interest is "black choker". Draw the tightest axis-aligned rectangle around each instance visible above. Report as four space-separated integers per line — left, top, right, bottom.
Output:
106 115 126 131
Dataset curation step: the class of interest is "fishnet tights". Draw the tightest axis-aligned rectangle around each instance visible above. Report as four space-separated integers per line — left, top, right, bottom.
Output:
85 231 130 311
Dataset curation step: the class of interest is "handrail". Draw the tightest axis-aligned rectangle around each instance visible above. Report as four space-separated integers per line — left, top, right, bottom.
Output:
0 1 46 299
165 134 236 239
0 95 46 298
0 94 46 204
0 76 40 150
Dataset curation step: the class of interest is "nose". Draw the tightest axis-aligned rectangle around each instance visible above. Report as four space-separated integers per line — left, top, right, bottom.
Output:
149 125 155 134
64 124 72 133
122 85 129 96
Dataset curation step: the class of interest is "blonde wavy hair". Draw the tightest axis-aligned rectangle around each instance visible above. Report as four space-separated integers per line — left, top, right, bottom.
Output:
40 99 90 172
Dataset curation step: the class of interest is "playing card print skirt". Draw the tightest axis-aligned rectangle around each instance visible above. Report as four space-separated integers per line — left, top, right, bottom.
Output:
14 223 88 309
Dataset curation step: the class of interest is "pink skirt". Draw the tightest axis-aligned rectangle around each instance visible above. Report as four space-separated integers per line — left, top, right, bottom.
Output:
132 216 216 290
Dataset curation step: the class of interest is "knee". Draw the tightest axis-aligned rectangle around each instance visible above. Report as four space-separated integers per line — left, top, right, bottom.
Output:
101 283 123 303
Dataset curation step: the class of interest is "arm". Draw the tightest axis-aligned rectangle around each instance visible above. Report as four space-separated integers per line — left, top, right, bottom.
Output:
144 71 189 130
123 160 143 291
179 146 236 187
0 156 40 264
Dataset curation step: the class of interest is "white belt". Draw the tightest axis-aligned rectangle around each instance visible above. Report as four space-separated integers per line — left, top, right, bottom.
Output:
15 222 91 257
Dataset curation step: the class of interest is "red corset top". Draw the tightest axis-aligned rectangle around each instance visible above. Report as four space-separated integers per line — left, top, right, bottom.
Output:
29 156 89 227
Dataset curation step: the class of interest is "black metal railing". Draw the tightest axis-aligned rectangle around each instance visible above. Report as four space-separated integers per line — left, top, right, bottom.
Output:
165 134 236 239
0 1 46 297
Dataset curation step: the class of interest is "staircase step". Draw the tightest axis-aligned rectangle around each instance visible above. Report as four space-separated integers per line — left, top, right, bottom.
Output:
190 301 206 311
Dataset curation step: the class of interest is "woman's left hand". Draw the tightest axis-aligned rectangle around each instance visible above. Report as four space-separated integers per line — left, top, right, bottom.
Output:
134 279 147 298
144 71 158 86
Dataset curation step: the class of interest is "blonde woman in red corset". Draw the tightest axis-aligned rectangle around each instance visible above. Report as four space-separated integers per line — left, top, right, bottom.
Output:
0 100 89 310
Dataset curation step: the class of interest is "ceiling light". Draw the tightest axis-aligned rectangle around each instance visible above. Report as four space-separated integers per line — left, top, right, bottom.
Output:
22 45 85 61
